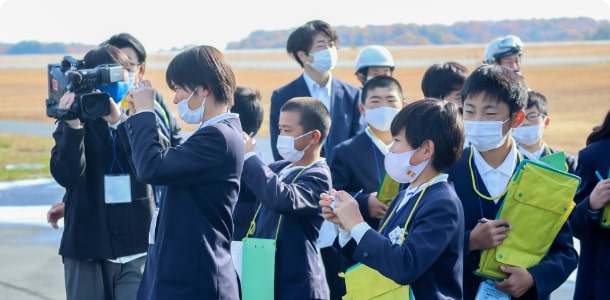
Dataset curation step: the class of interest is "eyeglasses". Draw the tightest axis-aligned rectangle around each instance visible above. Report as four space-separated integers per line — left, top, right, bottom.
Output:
525 112 546 121
126 61 141 71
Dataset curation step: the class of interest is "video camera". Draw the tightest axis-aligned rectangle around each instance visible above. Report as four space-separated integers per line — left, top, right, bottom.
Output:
45 56 124 121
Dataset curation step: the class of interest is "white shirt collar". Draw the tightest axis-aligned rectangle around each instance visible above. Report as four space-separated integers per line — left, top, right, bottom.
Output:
303 72 333 112
518 144 545 161
472 138 518 202
198 113 239 130
278 158 326 181
364 127 391 155
396 174 448 211
472 138 518 178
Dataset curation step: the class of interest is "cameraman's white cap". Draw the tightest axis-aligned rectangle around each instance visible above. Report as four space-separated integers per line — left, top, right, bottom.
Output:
355 45 395 73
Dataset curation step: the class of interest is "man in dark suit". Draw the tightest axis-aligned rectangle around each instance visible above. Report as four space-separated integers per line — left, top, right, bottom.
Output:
268 19 361 300
269 19 362 165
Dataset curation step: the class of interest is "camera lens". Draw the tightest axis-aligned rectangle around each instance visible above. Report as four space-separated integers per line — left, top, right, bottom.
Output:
79 93 111 119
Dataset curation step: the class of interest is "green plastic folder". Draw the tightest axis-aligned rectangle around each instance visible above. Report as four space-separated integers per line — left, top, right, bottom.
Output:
377 172 401 206
539 151 567 172
242 237 276 300
475 159 580 280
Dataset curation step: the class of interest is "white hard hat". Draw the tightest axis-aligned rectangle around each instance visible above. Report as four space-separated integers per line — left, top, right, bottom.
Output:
483 35 524 64
355 45 395 73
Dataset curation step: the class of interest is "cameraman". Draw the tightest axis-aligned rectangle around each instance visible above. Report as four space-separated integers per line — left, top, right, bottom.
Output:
48 45 155 300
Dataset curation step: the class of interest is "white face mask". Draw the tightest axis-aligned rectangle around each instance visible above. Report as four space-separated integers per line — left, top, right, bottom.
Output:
177 88 205 124
127 72 137 89
308 47 338 74
384 148 430 184
276 131 312 162
364 106 400 131
463 119 510 152
512 123 543 146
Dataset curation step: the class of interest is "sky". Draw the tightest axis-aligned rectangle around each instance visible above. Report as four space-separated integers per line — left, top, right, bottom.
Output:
1 0 609 53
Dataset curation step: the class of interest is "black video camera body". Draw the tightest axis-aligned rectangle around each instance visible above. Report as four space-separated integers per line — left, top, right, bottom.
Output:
46 56 124 121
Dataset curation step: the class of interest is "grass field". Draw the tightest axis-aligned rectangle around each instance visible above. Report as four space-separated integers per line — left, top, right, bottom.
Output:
0 42 609 180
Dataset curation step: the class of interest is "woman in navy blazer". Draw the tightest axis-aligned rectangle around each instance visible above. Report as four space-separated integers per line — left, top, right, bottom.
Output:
126 45 244 300
569 109 610 300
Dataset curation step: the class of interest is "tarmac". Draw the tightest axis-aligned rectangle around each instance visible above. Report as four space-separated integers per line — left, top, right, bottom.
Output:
0 120 577 299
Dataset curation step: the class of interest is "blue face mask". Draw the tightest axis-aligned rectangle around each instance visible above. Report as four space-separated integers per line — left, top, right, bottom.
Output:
95 81 130 104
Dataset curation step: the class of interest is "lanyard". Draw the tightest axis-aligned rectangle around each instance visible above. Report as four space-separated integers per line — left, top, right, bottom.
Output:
378 174 441 244
108 130 126 174
245 165 310 241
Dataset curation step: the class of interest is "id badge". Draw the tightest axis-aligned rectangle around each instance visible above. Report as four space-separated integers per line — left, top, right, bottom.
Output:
148 208 159 244
475 279 510 300
104 174 131 204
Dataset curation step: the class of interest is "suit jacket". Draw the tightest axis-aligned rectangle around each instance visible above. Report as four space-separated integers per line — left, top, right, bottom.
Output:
446 147 578 299
336 182 464 299
330 131 386 229
568 137 610 300
50 119 155 260
126 112 244 300
269 74 362 163
241 157 330 299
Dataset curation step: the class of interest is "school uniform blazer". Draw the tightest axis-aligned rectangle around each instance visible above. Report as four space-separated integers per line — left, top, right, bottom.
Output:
568 137 610 300
336 182 464 299
269 74 362 163
241 156 331 300
446 147 578 300
330 131 386 229
125 112 244 300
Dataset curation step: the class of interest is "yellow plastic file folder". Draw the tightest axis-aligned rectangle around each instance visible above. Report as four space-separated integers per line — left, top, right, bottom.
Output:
341 263 411 300
475 159 580 280
377 172 401 206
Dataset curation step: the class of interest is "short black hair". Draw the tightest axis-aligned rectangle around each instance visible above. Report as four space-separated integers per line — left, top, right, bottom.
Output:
361 75 404 104
460 64 527 116
83 45 130 69
101 32 147 63
286 20 338 68
166 45 236 106
526 90 548 115
390 99 464 171
421 62 469 99
231 86 264 136
281 97 331 143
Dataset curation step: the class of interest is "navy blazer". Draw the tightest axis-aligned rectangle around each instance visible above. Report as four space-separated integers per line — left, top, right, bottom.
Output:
446 147 578 299
568 137 610 300
336 182 464 299
330 131 387 229
125 112 244 300
241 157 330 299
269 75 362 163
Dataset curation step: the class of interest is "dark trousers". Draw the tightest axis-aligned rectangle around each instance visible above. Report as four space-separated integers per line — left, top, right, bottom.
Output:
63 256 145 300
320 247 346 300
